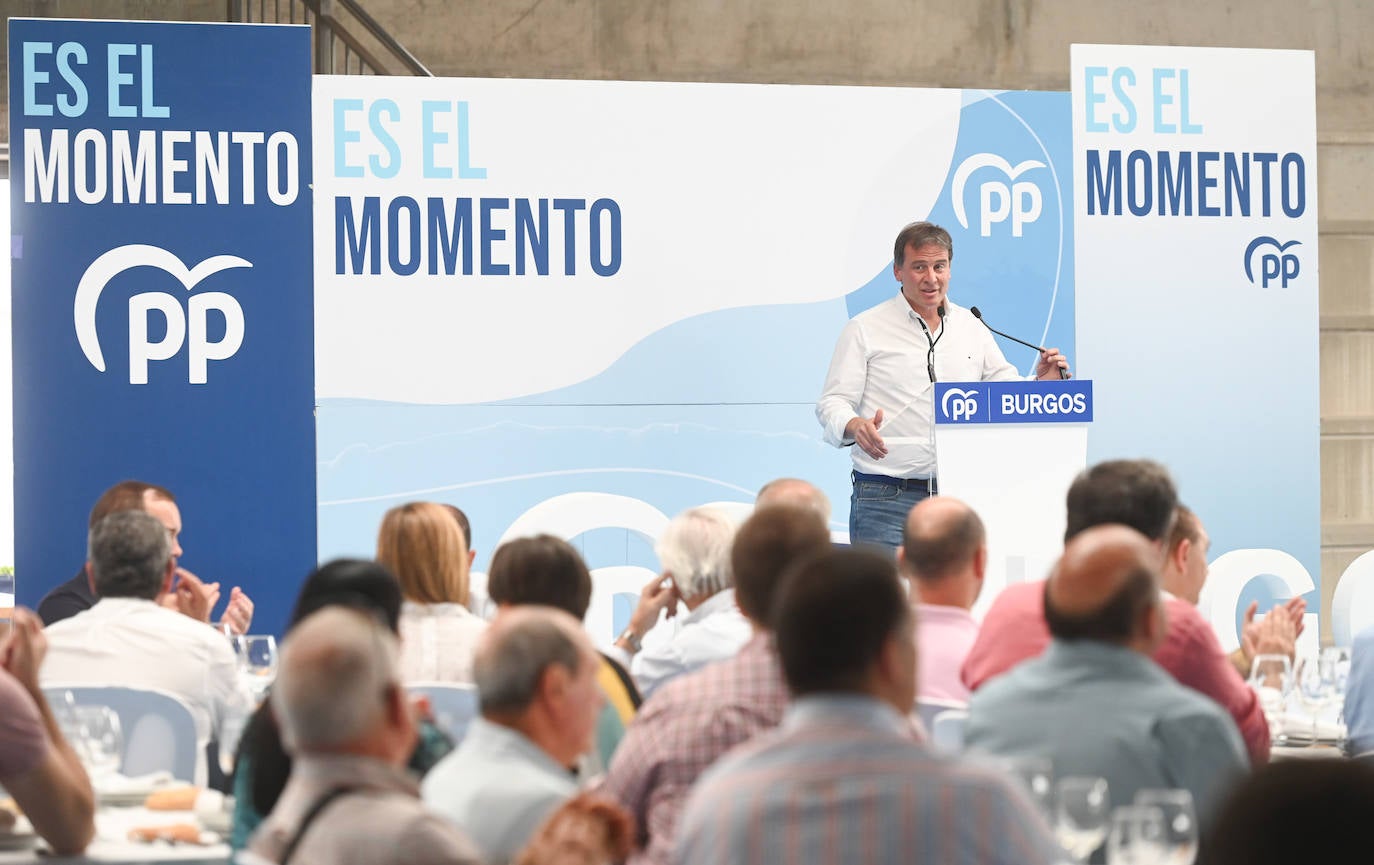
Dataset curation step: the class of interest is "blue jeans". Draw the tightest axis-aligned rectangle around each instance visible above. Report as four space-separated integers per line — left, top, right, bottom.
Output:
848 476 935 550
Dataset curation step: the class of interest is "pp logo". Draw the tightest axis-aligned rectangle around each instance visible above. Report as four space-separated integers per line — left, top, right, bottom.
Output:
1244 237 1302 288
951 153 1046 238
74 245 251 385
941 387 980 421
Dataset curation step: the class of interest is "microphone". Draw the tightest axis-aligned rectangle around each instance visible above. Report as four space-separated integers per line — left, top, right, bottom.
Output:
969 306 1069 379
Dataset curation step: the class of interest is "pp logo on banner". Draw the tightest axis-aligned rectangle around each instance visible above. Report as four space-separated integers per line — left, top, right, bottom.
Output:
1244 237 1302 288
951 153 1046 238
941 387 980 422
74 245 251 384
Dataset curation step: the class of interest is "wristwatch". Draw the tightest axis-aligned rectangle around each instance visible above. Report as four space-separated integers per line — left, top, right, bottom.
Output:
618 627 642 653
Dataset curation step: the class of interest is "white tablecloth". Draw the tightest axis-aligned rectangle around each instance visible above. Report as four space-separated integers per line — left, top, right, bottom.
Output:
0 807 228 864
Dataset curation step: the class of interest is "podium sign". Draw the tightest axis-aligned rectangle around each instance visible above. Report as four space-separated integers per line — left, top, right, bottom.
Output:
934 381 1093 618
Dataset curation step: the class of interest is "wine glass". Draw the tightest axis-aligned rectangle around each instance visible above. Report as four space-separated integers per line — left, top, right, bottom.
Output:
1107 804 1166 865
1248 653 1293 746
1134 789 1198 865
1321 646 1352 745
1295 654 1337 746
235 634 279 701
1055 776 1110 863
74 705 123 780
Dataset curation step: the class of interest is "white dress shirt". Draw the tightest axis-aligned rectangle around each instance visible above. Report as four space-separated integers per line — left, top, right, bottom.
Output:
816 296 1022 478
40 596 253 785
630 589 753 699
398 601 489 684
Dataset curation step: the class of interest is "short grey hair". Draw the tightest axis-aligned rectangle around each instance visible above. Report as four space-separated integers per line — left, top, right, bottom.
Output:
756 478 832 523
88 510 172 599
475 608 584 716
273 607 399 752
657 507 736 599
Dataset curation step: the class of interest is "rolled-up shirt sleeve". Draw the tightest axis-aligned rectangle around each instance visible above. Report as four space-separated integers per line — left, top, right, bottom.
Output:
816 319 869 447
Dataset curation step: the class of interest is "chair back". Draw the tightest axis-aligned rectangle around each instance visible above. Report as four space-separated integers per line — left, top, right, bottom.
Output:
408 682 480 745
44 685 200 783
914 697 967 736
931 708 970 753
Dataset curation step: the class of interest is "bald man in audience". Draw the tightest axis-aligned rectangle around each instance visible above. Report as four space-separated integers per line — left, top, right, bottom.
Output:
960 459 1274 763
754 477 832 522
249 607 483 865
675 548 1061 865
602 504 833 865
423 607 605 864
898 497 986 703
966 525 1248 831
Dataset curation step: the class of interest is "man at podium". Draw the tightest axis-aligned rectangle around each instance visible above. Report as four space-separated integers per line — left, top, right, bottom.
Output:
816 222 1070 548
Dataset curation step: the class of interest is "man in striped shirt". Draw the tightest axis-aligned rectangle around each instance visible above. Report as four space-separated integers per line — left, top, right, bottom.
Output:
674 547 1062 865
602 502 833 865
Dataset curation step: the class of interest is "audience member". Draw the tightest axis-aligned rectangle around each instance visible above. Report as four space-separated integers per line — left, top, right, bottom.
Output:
0 608 96 854
41 510 253 786
248 607 482 864
37 480 253 633
229 558 454 850
1161 505 1302 679
675 547 1061 865
602 503 832 865
1198 758 1374 865
442 504 498 619
754 477 832 522
377 502 488 683
960 460 1274 763
610 507 749 698
486 534 639 770
423 607 605 864
966 525 1248 831
899 496 985 703
1341 622 1374 757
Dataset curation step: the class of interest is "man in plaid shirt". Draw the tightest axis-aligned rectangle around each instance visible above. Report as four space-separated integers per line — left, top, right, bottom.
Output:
601 502 833 865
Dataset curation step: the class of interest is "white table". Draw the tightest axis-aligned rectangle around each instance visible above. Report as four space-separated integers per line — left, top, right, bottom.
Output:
0 806 229 864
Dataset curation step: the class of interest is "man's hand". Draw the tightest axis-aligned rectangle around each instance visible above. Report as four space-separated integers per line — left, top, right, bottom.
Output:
0 608 48 696
845 409 887 459
1240 598 1305 664
169 567 220 623
219 587 254 635
515 793 634 865
1035 348 1071 380
616 575 679 654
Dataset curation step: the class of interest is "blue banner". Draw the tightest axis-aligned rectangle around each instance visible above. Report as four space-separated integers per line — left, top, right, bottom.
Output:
9 20 315 636
935 380 1094 425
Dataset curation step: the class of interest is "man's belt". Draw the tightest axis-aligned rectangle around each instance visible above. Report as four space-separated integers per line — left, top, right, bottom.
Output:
851 471 938 494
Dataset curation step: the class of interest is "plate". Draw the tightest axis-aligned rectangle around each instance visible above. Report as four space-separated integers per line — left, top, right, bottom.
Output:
0 831 39 852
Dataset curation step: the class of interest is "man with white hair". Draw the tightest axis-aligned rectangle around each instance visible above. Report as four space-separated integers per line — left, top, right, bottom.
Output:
611 507 750 698
249 606 482 865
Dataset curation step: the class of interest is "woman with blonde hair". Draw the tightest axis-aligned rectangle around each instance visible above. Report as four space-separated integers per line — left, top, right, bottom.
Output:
376 501 488 683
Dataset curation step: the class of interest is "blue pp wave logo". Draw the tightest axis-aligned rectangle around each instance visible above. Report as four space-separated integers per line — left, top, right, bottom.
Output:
1244 237 1302 288
940 387 980 421
951 153 1047 238
74 245 251 385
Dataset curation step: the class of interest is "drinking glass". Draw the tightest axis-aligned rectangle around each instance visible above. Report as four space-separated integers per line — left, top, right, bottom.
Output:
1106 804 1166 865
74 705 123 779
1055 776 1110 863
235 634 279 701
1134 789 1197 865
1248 653 1293 745
1295 654 1337 745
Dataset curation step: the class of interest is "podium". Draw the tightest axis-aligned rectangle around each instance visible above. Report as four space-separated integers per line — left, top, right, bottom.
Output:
933 380 1093 618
